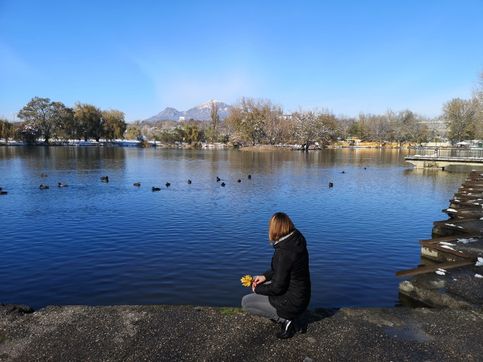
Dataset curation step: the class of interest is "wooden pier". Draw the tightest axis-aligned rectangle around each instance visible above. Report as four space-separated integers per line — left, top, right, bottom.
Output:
405 148 483 169
397 170 483 308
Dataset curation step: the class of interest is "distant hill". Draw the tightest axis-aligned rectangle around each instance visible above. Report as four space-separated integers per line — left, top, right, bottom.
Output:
145 101 232 122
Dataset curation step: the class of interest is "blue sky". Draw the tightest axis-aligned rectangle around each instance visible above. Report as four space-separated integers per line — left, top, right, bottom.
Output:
0 0 482 121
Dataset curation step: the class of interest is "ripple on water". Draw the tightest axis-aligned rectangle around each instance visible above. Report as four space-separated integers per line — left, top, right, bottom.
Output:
0 148 467 309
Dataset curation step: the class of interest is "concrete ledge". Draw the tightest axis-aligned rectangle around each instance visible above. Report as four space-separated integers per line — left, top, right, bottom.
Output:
1 304 482 361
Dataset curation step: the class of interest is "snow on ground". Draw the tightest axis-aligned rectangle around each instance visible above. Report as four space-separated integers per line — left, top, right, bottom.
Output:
457 238 478 244
435 268 447 276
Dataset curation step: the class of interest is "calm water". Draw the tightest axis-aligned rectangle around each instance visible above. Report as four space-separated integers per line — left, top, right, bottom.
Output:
0 147 467 309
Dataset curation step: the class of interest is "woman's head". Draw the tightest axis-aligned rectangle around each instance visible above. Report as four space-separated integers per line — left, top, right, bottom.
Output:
269 212 295 242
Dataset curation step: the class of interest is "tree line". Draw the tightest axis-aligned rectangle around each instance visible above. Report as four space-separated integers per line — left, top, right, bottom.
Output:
1 73 481 146
0 97 126 144
124 73 481 148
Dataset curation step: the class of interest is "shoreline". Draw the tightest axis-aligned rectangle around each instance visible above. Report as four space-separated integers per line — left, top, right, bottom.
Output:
1 303 482 361
0 141 420 151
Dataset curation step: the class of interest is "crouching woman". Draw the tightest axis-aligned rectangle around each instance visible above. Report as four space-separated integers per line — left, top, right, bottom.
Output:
241 212 311 339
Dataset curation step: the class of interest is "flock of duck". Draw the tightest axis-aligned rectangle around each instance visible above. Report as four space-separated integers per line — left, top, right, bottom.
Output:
133 174 252 191
0 169 355 195
0 174 255 194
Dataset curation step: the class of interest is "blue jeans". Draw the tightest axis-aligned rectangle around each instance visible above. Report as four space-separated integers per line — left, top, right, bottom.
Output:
241 293 287 323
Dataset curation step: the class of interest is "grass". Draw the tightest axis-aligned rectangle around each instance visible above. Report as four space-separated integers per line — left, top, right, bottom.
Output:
218 307 242 316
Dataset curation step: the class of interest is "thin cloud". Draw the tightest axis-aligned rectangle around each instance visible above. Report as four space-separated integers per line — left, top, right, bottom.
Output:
0 41 38 78
130 54 264 110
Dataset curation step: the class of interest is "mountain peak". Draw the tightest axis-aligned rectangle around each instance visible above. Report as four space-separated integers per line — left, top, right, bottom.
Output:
145 101 232 122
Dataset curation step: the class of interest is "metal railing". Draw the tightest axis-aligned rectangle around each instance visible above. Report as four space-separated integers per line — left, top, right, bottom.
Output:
413 148 483 159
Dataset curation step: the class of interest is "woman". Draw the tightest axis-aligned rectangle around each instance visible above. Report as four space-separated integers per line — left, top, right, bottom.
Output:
241 212 311 339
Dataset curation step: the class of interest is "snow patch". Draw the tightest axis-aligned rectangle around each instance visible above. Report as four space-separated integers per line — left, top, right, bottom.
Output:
446 208 458 213
475 274 483 279
435 269 446 276
457 238 478 244
441 245 456 251
476 257 483 267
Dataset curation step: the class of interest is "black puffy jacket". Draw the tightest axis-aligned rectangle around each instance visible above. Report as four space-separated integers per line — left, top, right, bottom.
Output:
254 229 311 320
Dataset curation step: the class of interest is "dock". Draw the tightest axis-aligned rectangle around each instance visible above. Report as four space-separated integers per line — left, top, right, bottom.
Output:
397 170 483 308
405 148 483 169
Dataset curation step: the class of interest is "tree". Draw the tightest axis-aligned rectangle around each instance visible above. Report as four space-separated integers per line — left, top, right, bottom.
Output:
102 110 127 141
74 103 103 141
15 123 41 144
125 123 143 140
183 123 200 144
226 98 270 145
50 102 75 140
207 100 220 142
443 98 478 143
393 110 420 144
17 97 55 143
293 111 336 151
347 121 369 140
261 102 286 144
0 119 15 142
357 113 391 142
17 97 76 143
476 72 483 139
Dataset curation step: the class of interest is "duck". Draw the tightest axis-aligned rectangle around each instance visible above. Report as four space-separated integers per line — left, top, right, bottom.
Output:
237 179 241 183
39 184 49 190
221 182 226 187
248 174 252 180
40 173 48 178
329 182 334 188
341 171 345 174
57 182 68 188
216 176 221 182
187 179 192 184
133 182 141 187
363 167 367 170
0 191 7 195
152 186 161 192
165 182 171 188
100 176 109 183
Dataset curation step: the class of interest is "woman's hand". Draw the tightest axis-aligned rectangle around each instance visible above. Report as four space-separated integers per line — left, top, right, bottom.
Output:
252 275 267 292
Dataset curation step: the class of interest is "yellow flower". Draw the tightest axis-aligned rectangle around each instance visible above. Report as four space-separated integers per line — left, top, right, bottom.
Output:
240 275 253 287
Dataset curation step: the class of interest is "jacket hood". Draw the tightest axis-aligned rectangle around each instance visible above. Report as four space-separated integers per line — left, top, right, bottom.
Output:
274 229 307 252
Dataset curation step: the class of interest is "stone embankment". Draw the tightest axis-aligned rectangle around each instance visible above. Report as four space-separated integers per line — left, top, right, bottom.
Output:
1 304 482 361
398 170 483 308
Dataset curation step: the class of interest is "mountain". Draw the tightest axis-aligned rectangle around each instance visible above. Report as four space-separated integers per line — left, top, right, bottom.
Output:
144 107 182 123
145 101 232 122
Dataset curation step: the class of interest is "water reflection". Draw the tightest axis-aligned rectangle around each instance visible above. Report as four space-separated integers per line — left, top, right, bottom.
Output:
0 147 469 309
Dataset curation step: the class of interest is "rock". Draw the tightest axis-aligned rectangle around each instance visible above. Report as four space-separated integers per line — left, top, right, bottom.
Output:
0 304 34 316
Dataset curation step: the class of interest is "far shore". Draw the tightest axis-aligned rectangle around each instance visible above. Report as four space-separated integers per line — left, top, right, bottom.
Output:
0 139 428 151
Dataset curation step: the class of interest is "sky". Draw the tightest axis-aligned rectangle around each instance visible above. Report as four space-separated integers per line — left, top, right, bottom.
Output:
0 0 482 122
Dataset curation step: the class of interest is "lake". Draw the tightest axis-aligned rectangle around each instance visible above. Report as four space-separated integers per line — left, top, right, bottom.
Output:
0 146 467 310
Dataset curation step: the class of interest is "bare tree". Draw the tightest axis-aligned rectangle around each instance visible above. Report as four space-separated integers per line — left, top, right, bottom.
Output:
443 98 478 143
293 110 335 151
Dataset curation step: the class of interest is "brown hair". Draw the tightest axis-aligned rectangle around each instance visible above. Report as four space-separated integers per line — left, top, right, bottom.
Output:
269 212 295 242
